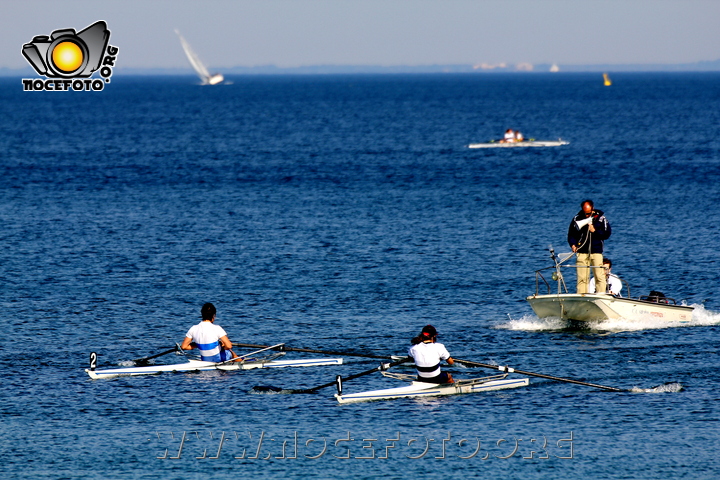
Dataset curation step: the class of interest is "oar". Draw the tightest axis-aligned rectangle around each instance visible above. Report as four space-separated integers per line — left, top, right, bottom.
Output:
132 346 178 365
237 343 285 359
453 358 625 392
296 357 413 393
232 342 395 360
234 342 624 391
252 357 413 394
212 343 285 367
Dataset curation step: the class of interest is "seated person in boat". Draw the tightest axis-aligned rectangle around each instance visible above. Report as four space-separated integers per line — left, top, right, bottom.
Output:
515 130 524 141
588 257 622 296
408 325 454 384
646 290 669 304
180 303 238 362
500 129 515 143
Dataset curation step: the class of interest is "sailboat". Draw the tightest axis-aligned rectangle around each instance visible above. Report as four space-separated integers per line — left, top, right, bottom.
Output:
175 29 224 85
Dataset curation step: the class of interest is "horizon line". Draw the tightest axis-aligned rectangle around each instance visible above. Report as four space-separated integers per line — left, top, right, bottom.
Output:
4 59 720 76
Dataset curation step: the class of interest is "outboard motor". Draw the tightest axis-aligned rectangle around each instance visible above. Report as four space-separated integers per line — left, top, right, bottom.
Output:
648 291 667 304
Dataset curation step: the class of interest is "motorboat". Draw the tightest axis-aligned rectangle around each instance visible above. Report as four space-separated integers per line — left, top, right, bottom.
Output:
527 292 694 323
526 247 694 323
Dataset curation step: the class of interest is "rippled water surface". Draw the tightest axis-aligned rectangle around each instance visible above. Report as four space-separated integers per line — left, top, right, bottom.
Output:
1 73 719 479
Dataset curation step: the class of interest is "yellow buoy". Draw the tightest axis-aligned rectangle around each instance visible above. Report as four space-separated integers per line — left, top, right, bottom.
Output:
603 73 612 86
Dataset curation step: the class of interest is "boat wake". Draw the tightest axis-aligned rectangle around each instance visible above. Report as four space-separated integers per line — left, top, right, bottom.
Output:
499 304 720 333
630 382 684 393
495 314 567 331
688 304 720 325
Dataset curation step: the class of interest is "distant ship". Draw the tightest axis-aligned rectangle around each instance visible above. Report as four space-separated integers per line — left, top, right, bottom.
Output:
549 63 559 72
175 30 224 85
603 73 612 86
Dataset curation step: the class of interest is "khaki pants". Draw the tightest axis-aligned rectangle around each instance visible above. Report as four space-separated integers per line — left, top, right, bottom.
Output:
576 253 605 294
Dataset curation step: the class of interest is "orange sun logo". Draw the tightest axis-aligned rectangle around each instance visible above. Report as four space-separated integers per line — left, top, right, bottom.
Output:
51 41 84 73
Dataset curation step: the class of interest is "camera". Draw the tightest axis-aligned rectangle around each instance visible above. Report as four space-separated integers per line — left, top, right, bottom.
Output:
22 21 109 78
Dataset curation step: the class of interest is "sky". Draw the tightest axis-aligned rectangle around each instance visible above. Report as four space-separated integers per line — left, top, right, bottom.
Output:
4 0 720 71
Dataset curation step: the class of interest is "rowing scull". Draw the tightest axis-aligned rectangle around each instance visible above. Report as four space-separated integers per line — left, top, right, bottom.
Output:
86 352 343 379
468 140 569 148
334 372 529 404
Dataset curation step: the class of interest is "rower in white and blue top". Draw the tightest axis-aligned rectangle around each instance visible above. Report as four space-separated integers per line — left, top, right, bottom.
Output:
408 324 455 384
180 303 238 362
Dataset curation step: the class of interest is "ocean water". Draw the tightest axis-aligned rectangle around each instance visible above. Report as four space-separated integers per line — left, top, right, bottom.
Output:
1 73 719 479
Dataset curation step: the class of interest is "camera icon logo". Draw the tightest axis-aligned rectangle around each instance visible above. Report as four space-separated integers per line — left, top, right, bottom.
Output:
22 21 110 78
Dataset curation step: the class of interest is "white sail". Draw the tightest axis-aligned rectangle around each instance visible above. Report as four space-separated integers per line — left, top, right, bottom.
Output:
175 29 224 85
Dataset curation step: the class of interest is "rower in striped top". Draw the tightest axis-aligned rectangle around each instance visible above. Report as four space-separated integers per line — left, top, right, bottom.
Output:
180 303 238 362
408 325 455 384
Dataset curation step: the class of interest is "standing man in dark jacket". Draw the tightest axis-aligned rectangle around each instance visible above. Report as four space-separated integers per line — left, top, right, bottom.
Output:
567 200 611 294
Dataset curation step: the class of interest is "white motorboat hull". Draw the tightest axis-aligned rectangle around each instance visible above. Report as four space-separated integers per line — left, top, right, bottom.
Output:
86 357 343 379
526 293 693 323
468 140 568 148
335 376 529 404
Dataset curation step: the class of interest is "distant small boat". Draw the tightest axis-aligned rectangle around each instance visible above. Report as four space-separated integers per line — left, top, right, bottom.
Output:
550 63 559 72
468 139 569 148
603 73 612 86
175 29 224 85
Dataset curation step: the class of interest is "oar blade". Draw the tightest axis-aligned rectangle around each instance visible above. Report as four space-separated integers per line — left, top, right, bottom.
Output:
248 386 318 395
630 382 683 393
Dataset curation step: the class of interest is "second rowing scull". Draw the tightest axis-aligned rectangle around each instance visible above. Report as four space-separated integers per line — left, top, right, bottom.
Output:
334 372 529 404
